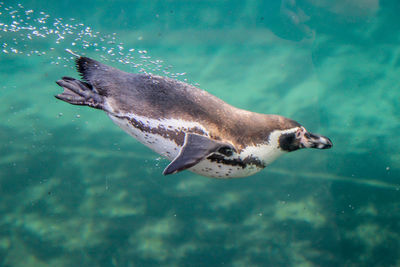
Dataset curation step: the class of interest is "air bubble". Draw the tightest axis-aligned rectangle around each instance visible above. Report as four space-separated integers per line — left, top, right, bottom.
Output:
0 4 186 78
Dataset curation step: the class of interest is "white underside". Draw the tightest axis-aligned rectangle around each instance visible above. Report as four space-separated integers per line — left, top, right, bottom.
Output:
108 113 297 178
109 114 183 160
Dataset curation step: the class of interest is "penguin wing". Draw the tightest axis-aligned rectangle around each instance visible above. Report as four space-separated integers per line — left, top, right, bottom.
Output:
163 133 236 175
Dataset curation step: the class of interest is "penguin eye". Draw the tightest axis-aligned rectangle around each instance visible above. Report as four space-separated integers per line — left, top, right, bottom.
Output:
296 127 304 138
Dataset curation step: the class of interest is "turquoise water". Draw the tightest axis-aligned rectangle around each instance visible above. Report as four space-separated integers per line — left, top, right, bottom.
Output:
1 0 399 266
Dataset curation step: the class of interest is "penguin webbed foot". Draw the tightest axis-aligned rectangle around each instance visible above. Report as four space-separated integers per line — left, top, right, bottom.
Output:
55 77 104 109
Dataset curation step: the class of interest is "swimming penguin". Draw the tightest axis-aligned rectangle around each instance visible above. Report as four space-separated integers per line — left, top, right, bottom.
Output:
55 57 332 178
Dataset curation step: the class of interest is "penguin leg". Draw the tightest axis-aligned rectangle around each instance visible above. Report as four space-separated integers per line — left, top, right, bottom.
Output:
55 77 104 110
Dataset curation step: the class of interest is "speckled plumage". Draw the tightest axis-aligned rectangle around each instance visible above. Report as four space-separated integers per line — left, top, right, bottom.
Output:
55 57 332 178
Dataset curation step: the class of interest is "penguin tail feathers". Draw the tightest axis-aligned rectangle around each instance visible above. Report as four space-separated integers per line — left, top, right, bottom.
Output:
75 56 103 83
55 77 104 110
74 56 120 97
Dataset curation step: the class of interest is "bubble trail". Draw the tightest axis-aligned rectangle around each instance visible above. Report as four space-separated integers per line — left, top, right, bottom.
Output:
0 2 186 77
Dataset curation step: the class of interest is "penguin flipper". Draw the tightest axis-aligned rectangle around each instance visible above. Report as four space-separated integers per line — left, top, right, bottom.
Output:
163 133 236 175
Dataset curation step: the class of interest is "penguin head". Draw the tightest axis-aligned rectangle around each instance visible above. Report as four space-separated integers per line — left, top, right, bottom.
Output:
278 126 332 152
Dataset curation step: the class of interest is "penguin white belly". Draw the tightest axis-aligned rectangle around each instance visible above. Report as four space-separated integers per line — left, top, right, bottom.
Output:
190 143 285 178
107 114 265 178
108 114 185 160
189 158 262 178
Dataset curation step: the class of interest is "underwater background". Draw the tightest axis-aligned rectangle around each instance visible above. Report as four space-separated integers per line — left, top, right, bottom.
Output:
0 0 399 266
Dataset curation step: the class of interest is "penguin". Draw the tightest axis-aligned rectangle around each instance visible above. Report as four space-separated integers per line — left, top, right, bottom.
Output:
55 57 332 178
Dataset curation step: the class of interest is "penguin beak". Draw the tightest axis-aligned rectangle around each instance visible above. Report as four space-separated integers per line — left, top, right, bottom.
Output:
300 131 333 149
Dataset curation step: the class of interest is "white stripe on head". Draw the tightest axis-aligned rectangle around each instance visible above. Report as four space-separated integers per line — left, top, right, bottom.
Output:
240 127 300 166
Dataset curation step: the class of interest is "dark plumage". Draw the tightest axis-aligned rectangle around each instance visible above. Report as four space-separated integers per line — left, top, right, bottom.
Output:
55 57 332 178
